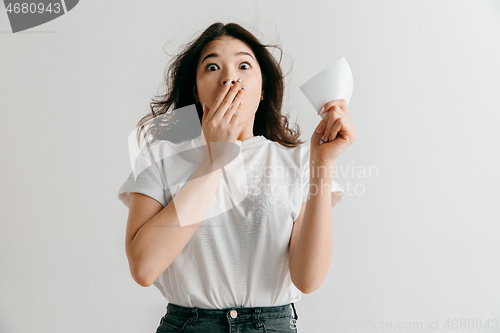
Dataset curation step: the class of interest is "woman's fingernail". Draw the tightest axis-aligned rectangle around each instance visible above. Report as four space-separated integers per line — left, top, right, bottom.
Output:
316 123 324 134
225 80 231 86
318 106 325 114
237 77 241 83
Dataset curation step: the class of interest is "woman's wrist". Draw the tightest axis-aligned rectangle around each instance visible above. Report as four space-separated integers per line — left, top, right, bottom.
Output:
310 158 335 180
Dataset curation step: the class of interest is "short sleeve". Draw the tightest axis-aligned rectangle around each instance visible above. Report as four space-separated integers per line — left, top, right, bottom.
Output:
117 158 172 208
300 144 344 207
118 161 173 208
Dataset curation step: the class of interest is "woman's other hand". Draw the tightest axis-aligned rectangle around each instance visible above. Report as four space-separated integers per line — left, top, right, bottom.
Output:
310 99 356 166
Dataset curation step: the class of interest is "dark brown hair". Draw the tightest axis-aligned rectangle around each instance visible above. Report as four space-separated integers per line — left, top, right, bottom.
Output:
135 22 305 149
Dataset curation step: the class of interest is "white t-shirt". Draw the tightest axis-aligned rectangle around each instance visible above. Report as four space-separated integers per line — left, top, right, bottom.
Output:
117 134 344 309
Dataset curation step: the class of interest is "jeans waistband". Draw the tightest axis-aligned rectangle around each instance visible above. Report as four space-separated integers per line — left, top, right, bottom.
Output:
166 302 298 321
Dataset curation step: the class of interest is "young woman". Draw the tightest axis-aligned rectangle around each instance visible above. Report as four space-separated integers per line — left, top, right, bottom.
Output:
118 22 356 333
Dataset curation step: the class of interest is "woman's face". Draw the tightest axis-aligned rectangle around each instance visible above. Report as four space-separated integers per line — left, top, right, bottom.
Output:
195 36 262 123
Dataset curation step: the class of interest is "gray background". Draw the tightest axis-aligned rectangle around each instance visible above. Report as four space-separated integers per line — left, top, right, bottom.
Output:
1 0 499 332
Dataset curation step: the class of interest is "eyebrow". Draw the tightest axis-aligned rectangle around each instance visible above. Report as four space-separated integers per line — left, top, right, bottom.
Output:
201 51 255 64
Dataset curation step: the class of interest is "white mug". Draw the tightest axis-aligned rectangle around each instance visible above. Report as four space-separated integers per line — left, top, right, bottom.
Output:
299 57 353 119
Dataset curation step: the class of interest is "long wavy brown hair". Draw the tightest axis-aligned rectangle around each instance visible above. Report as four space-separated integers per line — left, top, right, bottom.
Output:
135 22 305 149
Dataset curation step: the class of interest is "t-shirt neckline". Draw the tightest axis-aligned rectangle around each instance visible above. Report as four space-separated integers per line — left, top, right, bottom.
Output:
235 135 266 147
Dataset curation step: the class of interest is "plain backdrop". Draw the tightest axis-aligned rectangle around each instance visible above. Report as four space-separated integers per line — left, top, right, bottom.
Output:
1 1 499 332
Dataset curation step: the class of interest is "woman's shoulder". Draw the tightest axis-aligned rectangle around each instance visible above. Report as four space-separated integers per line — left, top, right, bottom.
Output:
265 139 310 168
267 138 309 151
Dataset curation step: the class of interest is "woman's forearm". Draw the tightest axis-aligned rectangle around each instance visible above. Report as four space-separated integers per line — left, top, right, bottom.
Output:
290 161 334 294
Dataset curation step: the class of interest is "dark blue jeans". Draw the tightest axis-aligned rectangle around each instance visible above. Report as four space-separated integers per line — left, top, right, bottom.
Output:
155 302 299 333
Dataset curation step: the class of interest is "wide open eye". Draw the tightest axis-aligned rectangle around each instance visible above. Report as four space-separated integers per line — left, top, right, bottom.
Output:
240 62 251 69
206 64 219 71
